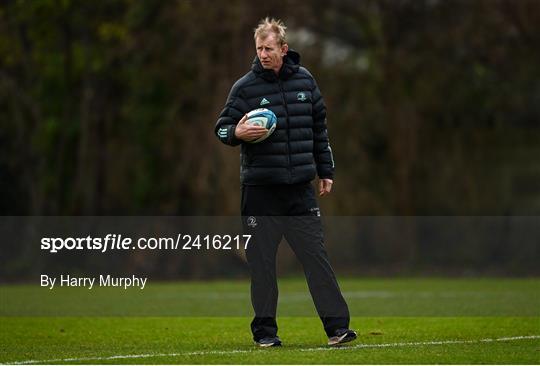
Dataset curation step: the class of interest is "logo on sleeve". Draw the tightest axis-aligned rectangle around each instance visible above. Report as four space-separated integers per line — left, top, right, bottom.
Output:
260 98 270 106
218 127 228 138
297 92 307 101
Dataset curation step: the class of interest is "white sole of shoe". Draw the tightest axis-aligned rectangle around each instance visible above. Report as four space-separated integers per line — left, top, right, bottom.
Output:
256 341 282 347
328 331 357 346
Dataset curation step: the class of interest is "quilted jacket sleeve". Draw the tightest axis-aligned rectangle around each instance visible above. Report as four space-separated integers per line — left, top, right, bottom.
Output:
215 80 250 146
312 78 335 179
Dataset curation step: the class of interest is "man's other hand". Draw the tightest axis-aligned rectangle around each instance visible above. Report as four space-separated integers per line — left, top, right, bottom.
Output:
234 114 268 142
319 178 333 196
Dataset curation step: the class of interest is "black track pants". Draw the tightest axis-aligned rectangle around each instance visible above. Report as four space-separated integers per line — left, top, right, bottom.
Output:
241 182 350 341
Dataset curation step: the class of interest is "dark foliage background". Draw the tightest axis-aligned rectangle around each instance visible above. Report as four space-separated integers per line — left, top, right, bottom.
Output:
1 0 539 277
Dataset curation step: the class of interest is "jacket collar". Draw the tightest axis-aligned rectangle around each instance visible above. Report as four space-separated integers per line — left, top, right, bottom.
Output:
251 50 301 81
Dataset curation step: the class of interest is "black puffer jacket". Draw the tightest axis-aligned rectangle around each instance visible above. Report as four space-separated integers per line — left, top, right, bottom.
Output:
215 50 334 185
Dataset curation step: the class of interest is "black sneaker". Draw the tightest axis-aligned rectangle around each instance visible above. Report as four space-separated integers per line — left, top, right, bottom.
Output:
255 336 282 347
328 328 357 346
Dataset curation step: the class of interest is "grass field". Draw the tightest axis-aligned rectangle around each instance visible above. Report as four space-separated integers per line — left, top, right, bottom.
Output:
1 278 539 364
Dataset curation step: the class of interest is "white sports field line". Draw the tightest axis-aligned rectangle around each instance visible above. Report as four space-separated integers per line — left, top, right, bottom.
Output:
2 335 538 365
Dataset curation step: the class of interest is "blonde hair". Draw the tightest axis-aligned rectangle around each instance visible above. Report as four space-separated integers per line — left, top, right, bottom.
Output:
253 17 287 46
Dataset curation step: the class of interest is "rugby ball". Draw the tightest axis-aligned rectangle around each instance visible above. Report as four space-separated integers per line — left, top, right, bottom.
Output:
245 108 277 143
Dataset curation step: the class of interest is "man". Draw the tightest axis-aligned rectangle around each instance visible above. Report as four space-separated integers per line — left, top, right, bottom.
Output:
215 17 356 347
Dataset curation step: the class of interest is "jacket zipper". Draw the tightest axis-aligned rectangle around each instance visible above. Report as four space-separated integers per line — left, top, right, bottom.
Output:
278 79 292 183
